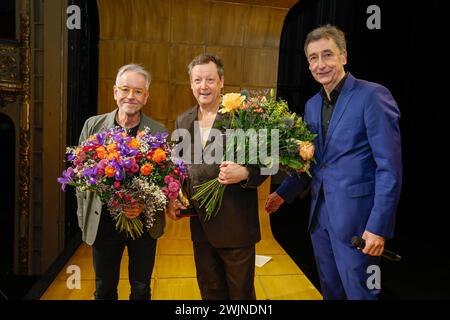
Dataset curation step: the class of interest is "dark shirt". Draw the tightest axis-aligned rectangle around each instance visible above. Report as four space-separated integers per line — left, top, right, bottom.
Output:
320 73 348 143
114 119 140 137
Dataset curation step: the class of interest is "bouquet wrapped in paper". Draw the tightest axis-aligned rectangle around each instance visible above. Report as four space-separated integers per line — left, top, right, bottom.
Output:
58 126 188 239
192 90 317 221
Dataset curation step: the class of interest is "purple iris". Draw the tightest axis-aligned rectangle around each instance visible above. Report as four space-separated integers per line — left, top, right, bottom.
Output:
175 159 187 174
122 158 135 169
57 167 75 191
67 154 76 162
114 169 124 181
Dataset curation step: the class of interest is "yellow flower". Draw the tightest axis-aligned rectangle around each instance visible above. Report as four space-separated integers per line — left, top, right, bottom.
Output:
298 141 315 161
219 93 245 113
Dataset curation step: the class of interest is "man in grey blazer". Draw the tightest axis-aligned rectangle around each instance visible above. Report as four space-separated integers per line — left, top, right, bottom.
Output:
76 64 166 300
167 54 267 299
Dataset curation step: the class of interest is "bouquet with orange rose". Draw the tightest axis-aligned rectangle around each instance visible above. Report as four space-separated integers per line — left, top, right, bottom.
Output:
192 90 317 220
58 126 188 239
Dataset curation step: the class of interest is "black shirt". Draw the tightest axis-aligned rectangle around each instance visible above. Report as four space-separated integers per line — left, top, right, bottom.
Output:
320 73 348 143
114 119 140 137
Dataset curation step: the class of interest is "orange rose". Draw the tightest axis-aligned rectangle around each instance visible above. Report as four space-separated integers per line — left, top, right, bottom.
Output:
152 148 167 163
140 163 153 176
298 141 315 161
107 151 119 161
105 165 115 177
128 138 140 149
107 143 117 152
95 146 107 159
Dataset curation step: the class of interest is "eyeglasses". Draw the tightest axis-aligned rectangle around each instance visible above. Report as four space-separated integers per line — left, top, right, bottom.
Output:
116 86 147 98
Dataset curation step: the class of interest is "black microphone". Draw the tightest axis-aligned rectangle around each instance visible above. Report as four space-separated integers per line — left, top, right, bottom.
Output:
351 236 401 262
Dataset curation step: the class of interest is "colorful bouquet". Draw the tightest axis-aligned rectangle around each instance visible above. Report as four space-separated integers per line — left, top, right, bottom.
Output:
57 126 188 239
192 90 317 220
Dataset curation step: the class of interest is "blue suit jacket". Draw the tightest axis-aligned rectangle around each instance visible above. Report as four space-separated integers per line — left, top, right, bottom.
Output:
277 73 402 243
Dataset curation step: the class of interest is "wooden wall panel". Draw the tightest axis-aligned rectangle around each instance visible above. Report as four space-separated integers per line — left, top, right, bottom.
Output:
130 0 170 42
97 0 134 39
207 2 251 46
97 0 292 132
245 6 286 48
170 44 205 84
171 0 209 44
205 46 244 86
145 82 170 121
97 79 115 115
170 84 198 119
243 48 279 86
98 40 125 79
127 42 170 82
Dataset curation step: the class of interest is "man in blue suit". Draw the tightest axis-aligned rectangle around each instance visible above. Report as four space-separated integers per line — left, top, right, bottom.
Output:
265 25 402 299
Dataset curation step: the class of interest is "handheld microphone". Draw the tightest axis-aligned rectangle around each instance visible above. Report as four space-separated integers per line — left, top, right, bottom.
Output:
351 236 401 262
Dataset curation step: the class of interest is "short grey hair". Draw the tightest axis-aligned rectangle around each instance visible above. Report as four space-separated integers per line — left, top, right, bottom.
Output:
304 24 347 56
115 63 151 89
187 53 224 79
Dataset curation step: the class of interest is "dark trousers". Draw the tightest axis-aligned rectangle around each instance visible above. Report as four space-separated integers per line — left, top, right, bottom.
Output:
92 211 157 300
310 195 380 300
193 241 256 300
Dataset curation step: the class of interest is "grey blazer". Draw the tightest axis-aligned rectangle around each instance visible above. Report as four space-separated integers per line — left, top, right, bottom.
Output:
76 109 167 245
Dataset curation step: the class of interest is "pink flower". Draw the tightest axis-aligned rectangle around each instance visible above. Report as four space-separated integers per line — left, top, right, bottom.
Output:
164 175 174 184
124 194 132 202
98 159 108 169
168 192 178 200
114 181 121 189
168 181 180 193
131 164 139 173
161 187 169 196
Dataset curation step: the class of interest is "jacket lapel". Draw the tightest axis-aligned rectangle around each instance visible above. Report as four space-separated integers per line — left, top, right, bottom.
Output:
323 74 356 154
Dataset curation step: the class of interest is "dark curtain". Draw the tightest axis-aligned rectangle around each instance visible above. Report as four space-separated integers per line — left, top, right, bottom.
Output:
65 0 99 245
274 0 449 299
0 0 15 40
0 114 15 277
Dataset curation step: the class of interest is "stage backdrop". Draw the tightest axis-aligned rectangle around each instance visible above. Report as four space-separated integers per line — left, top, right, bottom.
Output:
96 0 298 131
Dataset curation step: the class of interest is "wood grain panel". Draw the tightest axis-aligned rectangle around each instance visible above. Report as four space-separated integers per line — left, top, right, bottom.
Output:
171 0 209 44
245 6 287 48
145 82 169 122
206 46 244 86
208 2 251 46
127 42 169 82
170 84 198 120
170 44 205 84
223 85 241 95
97 0 133 39
243 48 279 86
130 0 170 42
98 40 126 80
97 79 115 115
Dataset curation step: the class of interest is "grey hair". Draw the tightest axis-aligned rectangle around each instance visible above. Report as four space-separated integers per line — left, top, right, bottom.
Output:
115 63 151 89
304 24 347 56
187 53 224 79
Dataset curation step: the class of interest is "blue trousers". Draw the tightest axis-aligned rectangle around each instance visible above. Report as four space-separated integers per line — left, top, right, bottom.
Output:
92 210 157 300
310 195 381 300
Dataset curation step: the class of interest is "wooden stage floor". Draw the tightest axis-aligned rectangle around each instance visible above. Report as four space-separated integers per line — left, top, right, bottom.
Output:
40 180 322 300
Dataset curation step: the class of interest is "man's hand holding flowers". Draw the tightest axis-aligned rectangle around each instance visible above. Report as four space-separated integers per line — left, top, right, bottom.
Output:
218 161 249 185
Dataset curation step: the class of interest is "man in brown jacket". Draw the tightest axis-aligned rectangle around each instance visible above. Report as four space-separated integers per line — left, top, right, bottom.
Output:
167 53 267 299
